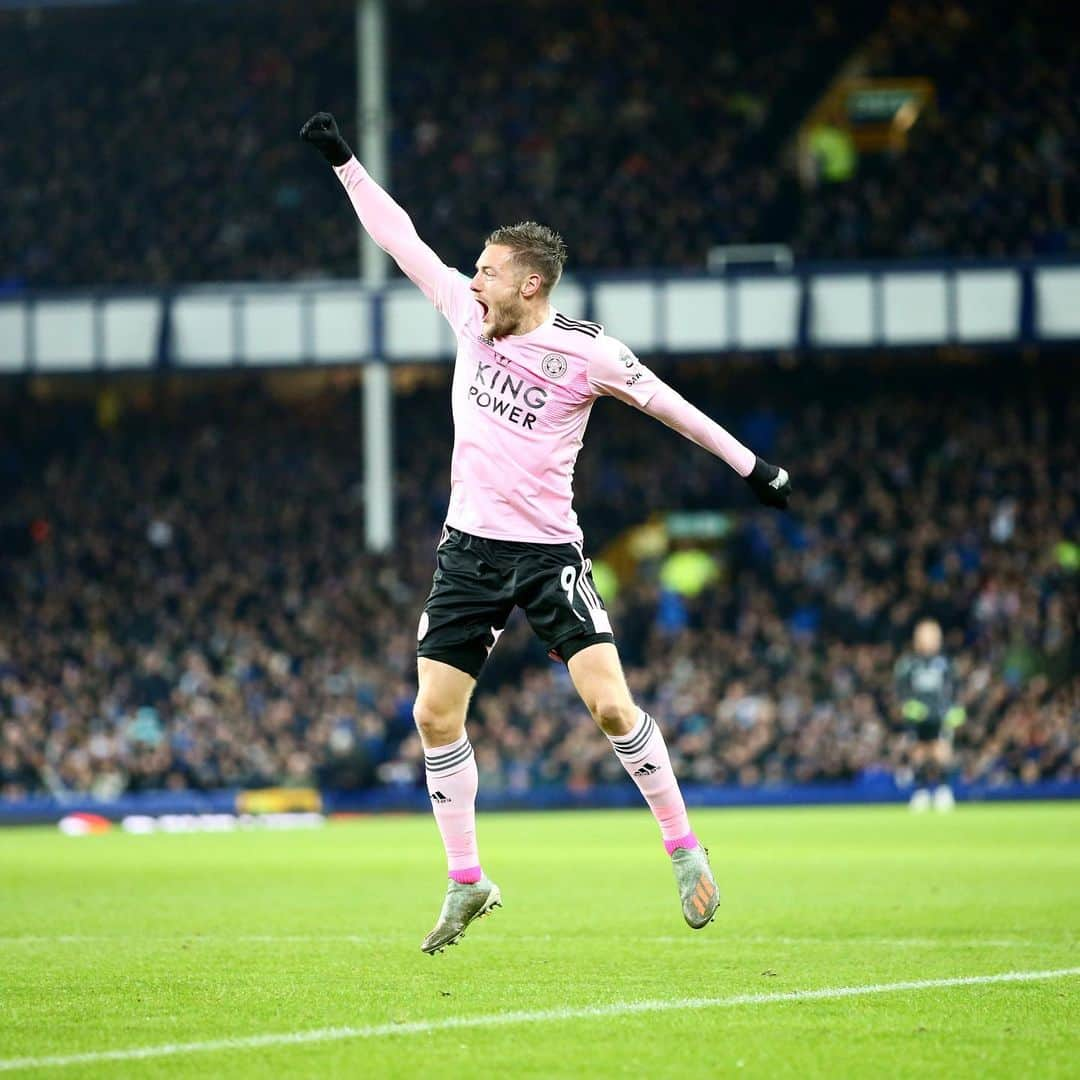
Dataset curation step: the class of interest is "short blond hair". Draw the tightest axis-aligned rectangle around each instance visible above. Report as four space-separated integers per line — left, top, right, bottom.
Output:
485 222 567 296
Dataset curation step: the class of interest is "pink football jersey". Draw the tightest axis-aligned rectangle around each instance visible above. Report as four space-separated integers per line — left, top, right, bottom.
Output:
334 158 756 543
426 270 660 542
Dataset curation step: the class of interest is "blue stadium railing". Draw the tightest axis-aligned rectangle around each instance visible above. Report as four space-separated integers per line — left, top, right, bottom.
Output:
2 256 1079 374
4 779 1080 825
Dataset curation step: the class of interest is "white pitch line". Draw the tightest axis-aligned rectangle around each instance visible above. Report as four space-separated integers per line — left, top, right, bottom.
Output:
0 967 1077 1073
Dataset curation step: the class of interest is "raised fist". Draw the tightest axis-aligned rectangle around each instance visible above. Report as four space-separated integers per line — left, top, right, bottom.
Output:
300 112 352 167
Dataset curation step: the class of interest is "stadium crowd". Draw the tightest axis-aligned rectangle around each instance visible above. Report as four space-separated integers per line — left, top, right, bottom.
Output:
1 358 1076 802
794 0 1078 259
2 0 1074 291
0 0 850 288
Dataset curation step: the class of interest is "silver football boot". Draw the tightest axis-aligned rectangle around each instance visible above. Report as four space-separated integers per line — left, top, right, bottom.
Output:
420 876 502 954
671 846 720 929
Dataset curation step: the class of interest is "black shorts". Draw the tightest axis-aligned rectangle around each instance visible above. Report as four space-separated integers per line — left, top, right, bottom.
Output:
911 720 945 743
416 527 615 678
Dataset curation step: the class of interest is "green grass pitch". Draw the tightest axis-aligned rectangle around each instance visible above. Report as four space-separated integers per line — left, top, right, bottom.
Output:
2 804 1078 1078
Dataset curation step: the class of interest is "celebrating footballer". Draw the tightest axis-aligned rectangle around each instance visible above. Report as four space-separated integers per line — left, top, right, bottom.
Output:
301 111 793 954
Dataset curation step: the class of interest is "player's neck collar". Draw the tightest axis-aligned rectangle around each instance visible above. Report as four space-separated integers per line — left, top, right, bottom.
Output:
506 305 554 339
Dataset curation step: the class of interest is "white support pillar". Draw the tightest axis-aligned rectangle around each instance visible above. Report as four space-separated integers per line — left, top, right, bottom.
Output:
357 0 393 552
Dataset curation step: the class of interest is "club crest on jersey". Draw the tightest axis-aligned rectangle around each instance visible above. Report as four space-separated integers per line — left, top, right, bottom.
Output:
542 353 568 379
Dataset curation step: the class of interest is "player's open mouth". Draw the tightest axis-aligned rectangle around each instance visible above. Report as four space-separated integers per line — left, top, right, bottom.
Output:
477 299 489 318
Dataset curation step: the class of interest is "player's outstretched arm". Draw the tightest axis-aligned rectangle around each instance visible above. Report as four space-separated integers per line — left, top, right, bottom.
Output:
589 340 792 509
644 383 792 509
300 111 450 298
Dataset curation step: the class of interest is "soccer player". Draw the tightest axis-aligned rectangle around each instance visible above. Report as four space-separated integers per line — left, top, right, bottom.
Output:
894 618 965 811
301 113 793 953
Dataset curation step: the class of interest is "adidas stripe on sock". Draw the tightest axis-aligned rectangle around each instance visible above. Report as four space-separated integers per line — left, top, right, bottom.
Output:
609 711 696 852
424 733 481 881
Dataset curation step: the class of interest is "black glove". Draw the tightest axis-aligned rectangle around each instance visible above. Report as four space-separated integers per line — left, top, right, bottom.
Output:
300 111 353 167
745 456 792 509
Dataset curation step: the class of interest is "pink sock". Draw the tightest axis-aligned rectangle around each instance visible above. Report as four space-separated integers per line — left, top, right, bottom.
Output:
609 711 697 854
424 733 482 883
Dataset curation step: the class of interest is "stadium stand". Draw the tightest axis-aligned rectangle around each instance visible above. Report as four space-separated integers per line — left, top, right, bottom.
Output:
2 0 1075 292
386 0 873 271
791 0 1079 259
0 0 355 289
1 357 1075 800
